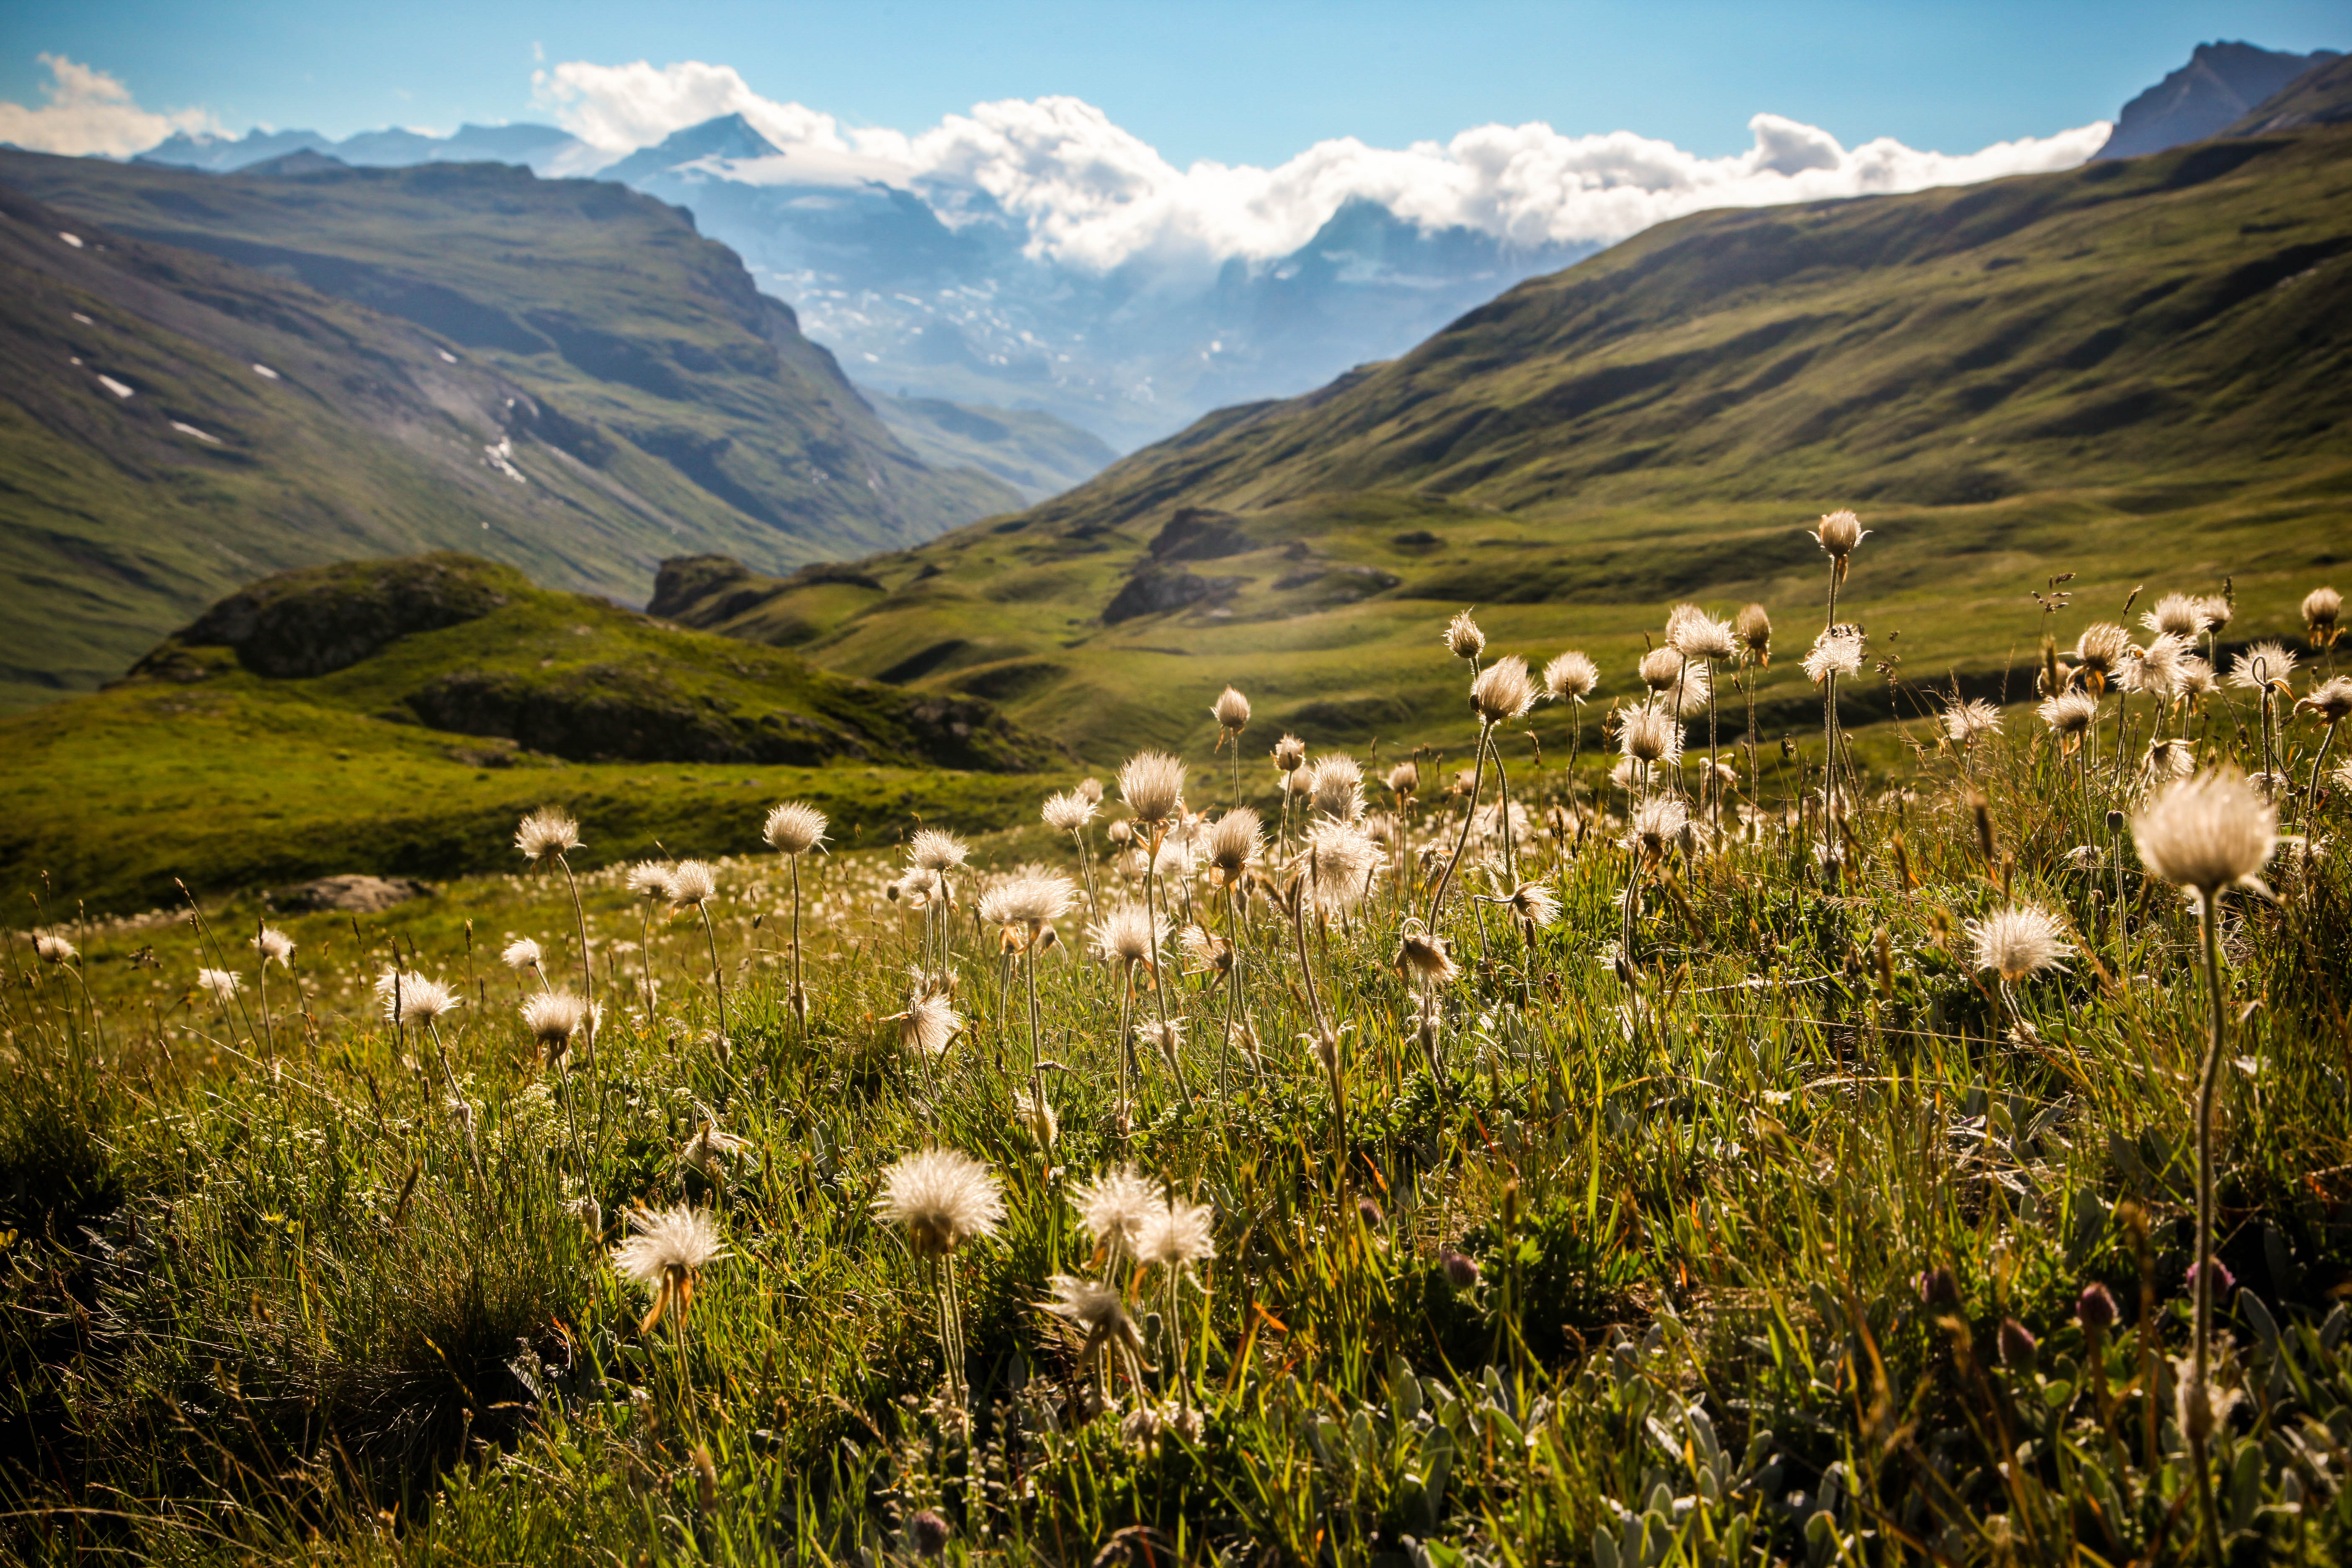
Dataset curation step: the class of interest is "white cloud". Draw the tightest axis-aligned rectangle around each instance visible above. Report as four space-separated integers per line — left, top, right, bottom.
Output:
535 59 2111 275
0 54 219 158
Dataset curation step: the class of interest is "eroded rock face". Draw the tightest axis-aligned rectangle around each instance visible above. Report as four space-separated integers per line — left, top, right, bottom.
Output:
1148 508 1251 562
277 874 433 913
162 555 526 678
1103 566 1241 624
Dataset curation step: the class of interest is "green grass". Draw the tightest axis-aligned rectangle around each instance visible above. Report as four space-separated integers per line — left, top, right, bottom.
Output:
4 641 2349 1563
0 153 1020 713
0 552 1081 915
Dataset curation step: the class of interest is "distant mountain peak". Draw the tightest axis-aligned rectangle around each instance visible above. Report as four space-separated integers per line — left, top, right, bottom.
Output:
2095 39 2343 160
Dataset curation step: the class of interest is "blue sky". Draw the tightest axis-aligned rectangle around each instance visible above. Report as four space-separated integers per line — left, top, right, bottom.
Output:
3 0 2346 165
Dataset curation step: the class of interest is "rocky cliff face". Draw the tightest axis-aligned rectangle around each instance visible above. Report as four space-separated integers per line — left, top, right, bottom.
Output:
2095 41 2342 160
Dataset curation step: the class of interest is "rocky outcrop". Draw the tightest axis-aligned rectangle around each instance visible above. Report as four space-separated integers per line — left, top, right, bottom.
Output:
1102 565 1241 624
150 554 525 678
276 874 433 912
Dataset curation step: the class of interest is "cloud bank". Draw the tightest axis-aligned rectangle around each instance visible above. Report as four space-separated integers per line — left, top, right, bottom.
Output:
0 54 219 158
534 59 2110 273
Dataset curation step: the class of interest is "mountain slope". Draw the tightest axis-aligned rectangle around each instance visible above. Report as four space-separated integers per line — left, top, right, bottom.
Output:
653 124 2352 763
2227 53 2352 135
0 553 1067 911
0 150 1018 548
863 389 1117 503
2094 41 2341 160
0 183 803 713
0 151 1023 707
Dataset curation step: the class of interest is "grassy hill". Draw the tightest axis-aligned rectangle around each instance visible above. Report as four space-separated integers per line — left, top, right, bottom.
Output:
1 554 1067 913
0 152 1019 712
652 125 2352 763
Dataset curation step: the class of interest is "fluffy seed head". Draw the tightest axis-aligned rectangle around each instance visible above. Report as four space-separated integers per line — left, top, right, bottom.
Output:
1637 646 1684 693
1623 795 1690 860
1803 626 1866 684
253 927 294 965
1271 733 1307 772
1212 685 1251 732
1542 650 1599 701
1090 901 1166 967
1308 754 1366 821
1736 603 1773 661
1136 1197 1217 1269
1811 508 1868 558
1042 788 1097 834
626 861 672 900
2145 737 2197 779
2197 595 2233 635
2305 585 2343 643
1204 807 1263 882
1505 879 1563 927
522 989 589 1045
2173 656 2217 699
1071 1166 1160 1258
2038 689 2100 736
1385 759 1421 797
197 967 241 1002
2143 593 2210 640
1444 609 1485 661
1119 750 1187 823
611 1204 727 1291
1966 905 2073 983
995 873 1076 928
375 968 457 1024
1042 1274 1136 1352
1077 776 1105 803
1619 702 1684 766
1013 1090 1058 1150
1297 820 1382 915
501 936 542 971
514 807 581 861
1666 604 1739 662
2073 623 2132 680
1394 926 1458 987
906 828 970 873
875 1148 1005 1258
667 859 718 908
33 931 76 964
763 802 828 856
1942 698 2003 746
893 993 962 1058
2230 641 2298 691
2135 767 2278 898
1469 654 1536 722
680 1119 749 1179
2298 675 2352 725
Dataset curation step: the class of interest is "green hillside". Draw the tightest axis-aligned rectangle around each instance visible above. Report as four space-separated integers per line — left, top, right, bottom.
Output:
0 554 1066 912
0 152 1019 711
864 388 1119 503
654 126 2352 763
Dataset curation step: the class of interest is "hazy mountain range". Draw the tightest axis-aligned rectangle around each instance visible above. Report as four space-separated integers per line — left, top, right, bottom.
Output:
124 41 2344 451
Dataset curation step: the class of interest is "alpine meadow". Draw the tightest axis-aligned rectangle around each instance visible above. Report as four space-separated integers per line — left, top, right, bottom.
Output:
5 24 2352 1568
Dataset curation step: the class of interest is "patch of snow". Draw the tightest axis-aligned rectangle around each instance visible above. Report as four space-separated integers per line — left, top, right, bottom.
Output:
97 374 133 399
251 364 279 379
438 348 458 363
58 232 82 249
483 436 528 484
71 311 92 324
169 420 221 444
